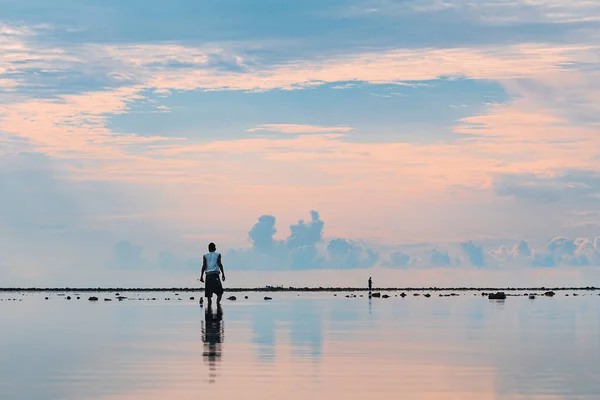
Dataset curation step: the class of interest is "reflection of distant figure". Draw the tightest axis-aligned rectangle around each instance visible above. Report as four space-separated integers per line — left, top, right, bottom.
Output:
202 304 224 384
368 277 372 291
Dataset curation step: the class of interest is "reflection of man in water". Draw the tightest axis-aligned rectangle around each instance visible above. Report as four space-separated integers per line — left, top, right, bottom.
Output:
202 304 224 384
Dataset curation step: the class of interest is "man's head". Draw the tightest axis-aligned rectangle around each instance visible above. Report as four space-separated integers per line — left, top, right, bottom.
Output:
208 242 216 252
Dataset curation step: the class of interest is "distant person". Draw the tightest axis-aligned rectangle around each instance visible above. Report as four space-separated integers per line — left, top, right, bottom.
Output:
368 277 372 291
199 242 226 306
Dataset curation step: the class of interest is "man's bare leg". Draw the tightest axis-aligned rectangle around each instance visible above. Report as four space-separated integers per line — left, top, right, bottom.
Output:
217 293 222 305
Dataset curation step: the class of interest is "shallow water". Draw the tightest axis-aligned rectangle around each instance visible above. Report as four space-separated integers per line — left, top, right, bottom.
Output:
1 291 600 399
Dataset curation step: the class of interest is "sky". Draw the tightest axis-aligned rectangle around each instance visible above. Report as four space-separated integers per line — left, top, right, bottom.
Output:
1 0 600 287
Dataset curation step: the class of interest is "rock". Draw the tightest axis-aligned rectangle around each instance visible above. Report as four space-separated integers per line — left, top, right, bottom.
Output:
529 295 536 299
244 296 248 299
117 296 127 301
382 294 390 298
88 297 98 301
152 298 157 301
334 294 337 296
439 294 444 297
359 295 363 297
77 297 80 300
227 296 237 301
424 294 431 298
104 298 112 302
66 296 71 300
573 293 579 296
115 293 120 296
190 296 195 300
566 294 569 296
451 293 458 296
488 292 506 300
45 297 49 300
400 293 406 298
413 293 420 296
544 291 555 297
371 292 381 298
264 296 272 300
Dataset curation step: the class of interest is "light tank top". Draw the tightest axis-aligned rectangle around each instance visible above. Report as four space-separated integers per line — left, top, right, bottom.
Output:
205 252 221 275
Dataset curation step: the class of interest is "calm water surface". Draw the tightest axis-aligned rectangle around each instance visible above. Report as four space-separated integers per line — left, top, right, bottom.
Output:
1 291 599 399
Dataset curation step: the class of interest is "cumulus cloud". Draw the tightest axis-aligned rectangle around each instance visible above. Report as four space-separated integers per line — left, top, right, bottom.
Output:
382 251 412 268
249 215 278 252
460 240 485 267
226 211 378 270
430 248 451 266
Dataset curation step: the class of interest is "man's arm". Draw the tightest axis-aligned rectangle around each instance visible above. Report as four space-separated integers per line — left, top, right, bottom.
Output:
200 255 206 282
218 254 225 281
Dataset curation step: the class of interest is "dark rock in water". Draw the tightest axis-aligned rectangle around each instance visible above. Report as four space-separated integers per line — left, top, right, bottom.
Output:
573 293 579 296
152 298 157 301
382 294 390 298
544 291 555 297
117 296 127 301
334 294 337 296
88 297 98 301
115 293 120 296
77 297 80 300
244 296 248 299
66 296 71 300
371 292 381 298
190 296 195 300
424 294 431 298
529 295 536 299
481 293 487 296
359 295 363 297
488 292 506 300
45 297 49 300
264 296 272 300
400 293 407 298
227 296 237 301
104 298 112 302
451 293 458 296
566 294 569 296
345 295 350 298
413 293 420 296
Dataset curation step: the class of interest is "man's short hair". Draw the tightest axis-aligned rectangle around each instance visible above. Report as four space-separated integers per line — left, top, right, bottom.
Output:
208 242 216 252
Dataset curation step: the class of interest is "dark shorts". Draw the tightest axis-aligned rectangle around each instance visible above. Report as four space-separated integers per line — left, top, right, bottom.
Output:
205 273 223 298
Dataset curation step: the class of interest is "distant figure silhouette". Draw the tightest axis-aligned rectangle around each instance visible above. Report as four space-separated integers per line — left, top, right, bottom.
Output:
202 304 224 384
199 242 226 306
368 277 373 291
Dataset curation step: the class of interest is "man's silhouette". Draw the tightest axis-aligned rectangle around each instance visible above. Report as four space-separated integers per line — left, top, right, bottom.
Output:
368 277 372 291
200 242 226 306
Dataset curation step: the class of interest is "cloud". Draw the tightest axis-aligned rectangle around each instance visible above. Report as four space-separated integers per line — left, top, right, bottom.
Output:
249 215 278 252
494 170 600 203
383 251 412 268
247 124 353 134
460 240 485 267
430 248 452 266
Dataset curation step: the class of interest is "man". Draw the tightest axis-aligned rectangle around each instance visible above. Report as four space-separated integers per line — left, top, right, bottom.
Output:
199 242 226 306
368 277 372 291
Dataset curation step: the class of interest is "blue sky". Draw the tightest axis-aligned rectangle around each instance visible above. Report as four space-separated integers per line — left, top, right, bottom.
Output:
1 0 600 286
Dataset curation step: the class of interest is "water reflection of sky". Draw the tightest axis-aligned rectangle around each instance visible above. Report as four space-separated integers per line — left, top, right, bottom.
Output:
1 292 600 399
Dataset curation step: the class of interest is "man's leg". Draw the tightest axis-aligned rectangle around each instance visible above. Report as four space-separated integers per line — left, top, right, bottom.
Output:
216 292 222 304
